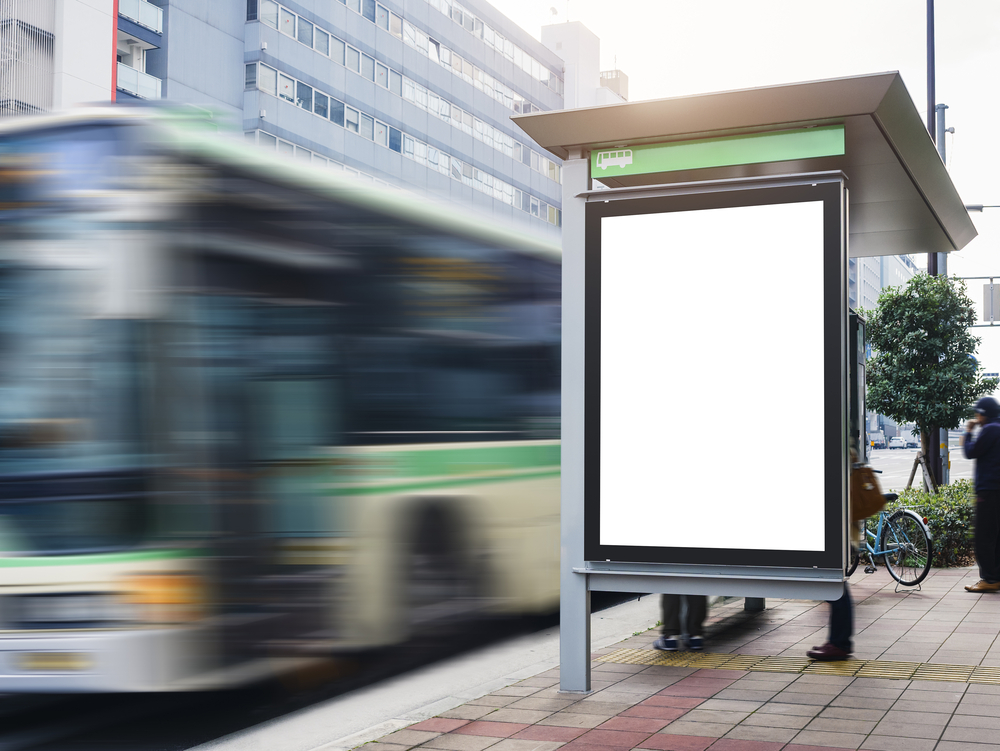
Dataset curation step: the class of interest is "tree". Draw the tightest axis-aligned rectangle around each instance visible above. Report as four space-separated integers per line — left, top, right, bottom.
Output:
863 273 998 485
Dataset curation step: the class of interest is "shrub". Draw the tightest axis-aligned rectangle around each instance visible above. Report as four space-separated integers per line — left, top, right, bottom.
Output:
886 479 976 567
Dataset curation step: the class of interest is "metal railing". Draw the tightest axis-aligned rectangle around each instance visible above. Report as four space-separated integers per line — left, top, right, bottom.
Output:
117 62 161 99
118 0 162 33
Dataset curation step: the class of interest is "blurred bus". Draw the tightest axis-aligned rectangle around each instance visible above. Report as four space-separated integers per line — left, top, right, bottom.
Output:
0 108 560 691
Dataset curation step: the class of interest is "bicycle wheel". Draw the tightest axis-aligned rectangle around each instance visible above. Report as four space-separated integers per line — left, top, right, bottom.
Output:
880 510 933 586
846 544 860 577
846 520 862 576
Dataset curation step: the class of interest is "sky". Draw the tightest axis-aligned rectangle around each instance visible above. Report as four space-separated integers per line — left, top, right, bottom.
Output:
488 0 1000 387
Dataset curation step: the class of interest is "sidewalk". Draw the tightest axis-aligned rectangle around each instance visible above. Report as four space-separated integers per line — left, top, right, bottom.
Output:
369 566 1000 751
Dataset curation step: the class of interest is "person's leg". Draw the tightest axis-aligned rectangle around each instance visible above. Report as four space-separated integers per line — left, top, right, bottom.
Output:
683 595 707 634
974 497 1000 582
980 491 1000 583
661 594 681 634
828 584 853 653
683 595 708 651
654 594 682 651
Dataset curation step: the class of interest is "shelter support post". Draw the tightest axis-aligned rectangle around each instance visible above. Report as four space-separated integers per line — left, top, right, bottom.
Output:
744 598 765 612
560 150 592 693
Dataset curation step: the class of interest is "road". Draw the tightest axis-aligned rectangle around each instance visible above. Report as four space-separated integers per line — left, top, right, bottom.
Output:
0 594 642 751
868 443 973 492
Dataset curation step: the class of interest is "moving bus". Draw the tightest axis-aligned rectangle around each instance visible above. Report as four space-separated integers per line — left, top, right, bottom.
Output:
0 108 560 691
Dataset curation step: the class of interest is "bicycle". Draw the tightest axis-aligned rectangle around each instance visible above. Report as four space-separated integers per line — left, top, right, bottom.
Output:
846 475 934 586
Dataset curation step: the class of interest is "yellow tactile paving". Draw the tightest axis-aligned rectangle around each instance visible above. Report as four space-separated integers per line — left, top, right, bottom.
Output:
595 650 1000 684
969 666 1000 685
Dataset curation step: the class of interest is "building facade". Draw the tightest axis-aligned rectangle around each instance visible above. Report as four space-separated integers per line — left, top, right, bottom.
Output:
6 0 628 243
849 252 921 442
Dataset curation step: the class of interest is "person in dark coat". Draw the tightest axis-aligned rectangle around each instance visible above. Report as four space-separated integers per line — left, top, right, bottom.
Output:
963 396 1000 592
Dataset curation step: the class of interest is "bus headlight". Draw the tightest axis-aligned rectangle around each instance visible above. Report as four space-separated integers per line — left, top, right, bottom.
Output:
118 573 206 624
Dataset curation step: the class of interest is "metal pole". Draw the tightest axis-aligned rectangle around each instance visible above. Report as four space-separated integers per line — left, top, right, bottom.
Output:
559 148 591 693
924 0 941 484
935 102 950 484
927 0 936 142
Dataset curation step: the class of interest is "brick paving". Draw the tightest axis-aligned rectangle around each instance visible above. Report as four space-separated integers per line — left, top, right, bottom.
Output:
367 566 1000 751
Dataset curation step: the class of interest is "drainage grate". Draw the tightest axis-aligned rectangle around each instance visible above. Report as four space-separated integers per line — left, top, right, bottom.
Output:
595 650 1000 685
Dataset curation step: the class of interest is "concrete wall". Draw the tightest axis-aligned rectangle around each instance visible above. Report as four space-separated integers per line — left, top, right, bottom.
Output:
151 0 244 120
53 0 114 109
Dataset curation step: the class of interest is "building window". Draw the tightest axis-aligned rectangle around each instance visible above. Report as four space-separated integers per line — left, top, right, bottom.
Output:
259 132 277 149
389 12 401 38
360 113 374 140
297 17 313 47
259 64 277 95
376 62 388 88
278 139 294 157
329 98 345 127
247 0 258 21
361 53 375 82
278 73 294 102
296 81 312 110
279 7 295 36
362 0 376 22
346 46 360 74
388 127 401 152
244 63 257 90
375 3 389 30
389 70 401 96
330 36 345 65
345 106 360 133
375 121 388 147
314 91 329 118
260 0 278 26
315 28 329 56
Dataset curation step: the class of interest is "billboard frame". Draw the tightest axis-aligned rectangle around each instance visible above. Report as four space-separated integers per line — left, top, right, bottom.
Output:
583 179 847 570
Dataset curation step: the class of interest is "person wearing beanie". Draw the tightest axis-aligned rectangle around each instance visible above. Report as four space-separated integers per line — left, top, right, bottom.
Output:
963 396 1000 592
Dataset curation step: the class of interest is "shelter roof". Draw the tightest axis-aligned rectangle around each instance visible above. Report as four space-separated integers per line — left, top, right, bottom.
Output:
513 72 976 257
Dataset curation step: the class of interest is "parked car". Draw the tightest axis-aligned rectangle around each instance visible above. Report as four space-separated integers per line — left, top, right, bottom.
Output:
889 437 906 449
906 438 919 449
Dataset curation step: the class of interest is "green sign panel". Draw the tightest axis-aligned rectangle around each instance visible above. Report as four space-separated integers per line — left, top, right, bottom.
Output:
590 125 845 178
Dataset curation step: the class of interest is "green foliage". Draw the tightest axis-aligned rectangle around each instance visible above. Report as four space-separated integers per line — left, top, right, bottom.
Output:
862 274 998 445
882 479 976 567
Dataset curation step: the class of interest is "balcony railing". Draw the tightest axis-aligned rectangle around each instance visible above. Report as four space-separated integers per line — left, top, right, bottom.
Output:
117 63 161 99
118 0 162 33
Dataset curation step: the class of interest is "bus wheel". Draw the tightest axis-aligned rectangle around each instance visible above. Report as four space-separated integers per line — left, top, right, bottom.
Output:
406 505 477 630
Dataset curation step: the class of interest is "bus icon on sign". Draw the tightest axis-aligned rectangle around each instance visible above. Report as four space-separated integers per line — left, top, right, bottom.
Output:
596 149 633 170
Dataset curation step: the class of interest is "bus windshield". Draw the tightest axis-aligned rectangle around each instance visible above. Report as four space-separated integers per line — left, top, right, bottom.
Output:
0 125 153 554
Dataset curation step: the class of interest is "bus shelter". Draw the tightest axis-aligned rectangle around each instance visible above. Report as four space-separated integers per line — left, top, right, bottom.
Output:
513 72 977 692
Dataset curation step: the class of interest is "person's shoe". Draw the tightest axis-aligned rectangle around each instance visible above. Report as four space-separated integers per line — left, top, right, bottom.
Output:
964 580 1000 592
806 642 851 661
687 635 704 651
653 635 680 652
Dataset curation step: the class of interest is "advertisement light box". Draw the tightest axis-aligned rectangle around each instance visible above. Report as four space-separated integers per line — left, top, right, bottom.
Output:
584 183 846 570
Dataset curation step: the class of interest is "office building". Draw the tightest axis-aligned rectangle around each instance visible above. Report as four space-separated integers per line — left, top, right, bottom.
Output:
4 1 632 243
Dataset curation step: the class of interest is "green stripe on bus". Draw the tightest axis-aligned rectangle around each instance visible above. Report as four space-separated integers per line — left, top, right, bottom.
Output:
333 468 560 496
590 125 845 177
0 549 200 568
336 442 560 482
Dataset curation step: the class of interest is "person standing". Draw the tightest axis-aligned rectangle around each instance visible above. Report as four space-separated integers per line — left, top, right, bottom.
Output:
806 586 853 660
653 594 707 652
963 396 1000 593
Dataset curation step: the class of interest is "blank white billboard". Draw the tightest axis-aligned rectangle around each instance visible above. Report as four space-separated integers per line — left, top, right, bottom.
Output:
599 201 826 551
